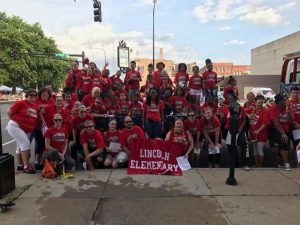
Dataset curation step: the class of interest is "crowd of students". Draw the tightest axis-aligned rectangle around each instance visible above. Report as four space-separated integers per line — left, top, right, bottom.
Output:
6 58 300 175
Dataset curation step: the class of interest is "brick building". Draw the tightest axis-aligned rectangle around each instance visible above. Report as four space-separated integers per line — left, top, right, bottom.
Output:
200 63 251 76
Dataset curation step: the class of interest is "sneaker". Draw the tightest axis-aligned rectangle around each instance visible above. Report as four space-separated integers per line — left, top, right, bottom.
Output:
244 166 251 171
284 163 291 171
34 163 43 171
17 165 24 171
24 165 36 174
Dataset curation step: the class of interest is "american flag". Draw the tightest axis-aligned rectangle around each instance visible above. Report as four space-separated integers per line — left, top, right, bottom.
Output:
137 66 144 74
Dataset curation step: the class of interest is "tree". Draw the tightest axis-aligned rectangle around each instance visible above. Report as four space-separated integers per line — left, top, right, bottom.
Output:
0 12 70 93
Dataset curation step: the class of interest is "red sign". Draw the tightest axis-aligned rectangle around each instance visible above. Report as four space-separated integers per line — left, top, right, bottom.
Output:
127 138 183 176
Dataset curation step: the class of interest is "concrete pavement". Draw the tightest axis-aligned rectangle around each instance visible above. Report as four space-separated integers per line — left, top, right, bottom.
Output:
1 168 300 225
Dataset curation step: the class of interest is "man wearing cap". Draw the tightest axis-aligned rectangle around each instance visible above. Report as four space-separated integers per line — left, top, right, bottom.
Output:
269 94 294 171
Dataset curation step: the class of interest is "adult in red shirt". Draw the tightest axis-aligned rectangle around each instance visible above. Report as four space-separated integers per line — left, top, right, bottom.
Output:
286 86 300 148
103 120 121 168
82 87 101 107
220 92 249 169
7 89 38 173
80 120 105 170
44 113 75 170
100 69 113 97
70 105 94 158
174 63 189 91
200 107 221 167
247 96 270 167
90 68 103 91
125 61 142 101
79 67 92 101
33 87 55 170
111 70 123 91
269 94 293 171
62 90 75 111
143 87 164 138
165 119 194 157
119 116 145 156
89 97 108 132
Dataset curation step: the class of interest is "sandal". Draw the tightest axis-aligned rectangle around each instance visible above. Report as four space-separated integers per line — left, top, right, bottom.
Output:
23 165 36 174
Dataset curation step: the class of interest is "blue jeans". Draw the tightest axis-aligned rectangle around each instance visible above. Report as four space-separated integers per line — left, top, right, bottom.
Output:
146 120 161 139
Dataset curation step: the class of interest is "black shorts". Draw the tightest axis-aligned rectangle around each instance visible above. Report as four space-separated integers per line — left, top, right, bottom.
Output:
268 128 290 151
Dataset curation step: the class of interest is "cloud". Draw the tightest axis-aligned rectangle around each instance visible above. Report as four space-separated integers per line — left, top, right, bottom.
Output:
157 33 175 41
218 25 232 31
240 7 282 26
223 39 246 46
192 0 290 26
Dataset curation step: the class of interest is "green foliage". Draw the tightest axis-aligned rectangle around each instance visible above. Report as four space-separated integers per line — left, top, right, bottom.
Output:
0 12 71 93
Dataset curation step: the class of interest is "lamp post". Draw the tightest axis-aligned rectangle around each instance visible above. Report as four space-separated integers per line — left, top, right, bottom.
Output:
153 0 157 67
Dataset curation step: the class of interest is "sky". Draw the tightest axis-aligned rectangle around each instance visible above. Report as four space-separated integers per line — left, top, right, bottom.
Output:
1 0 300 73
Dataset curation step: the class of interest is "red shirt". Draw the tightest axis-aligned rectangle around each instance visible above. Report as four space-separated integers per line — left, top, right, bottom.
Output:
143 100 164 122
91 74 103 90
129 101 143 116
287 99 300 125
82 94 94 107
202 71 218 89
73 69 83 90
170 96 190 113
63 100 75 111
111 76 123 90
269 104 290 133
80 129 104 150
243 101 256 114
184 119 200 138
119 126 145 149
81 74 92 93
144 80 156 93
43 106 70 128
189 75 202 90
199 116 221 136
101 77 112 93
248 108 270 142
224 86 239 98
117 101 130 114
104 130 120 146
9 100 38 133
72 114 94 132
44 127 68 153
90 102 106 115
125 70 141 90
168 129 190 155
174 72 189 84
220 105 246 129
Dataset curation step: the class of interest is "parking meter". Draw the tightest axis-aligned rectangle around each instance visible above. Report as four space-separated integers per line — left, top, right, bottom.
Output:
226 102 240 186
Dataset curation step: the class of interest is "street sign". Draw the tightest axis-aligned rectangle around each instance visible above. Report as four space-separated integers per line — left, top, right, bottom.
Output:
117 40 129 70
55 53 70 58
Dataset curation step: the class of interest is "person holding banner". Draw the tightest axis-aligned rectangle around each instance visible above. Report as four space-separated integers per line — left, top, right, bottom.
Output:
143 87 164 138
120 116 145 157
165 119 194 158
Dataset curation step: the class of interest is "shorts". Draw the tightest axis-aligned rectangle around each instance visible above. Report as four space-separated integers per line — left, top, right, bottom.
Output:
204 89 218 101
6 120 31 154
189 88 202 96
252 141 265 156
268 128 290 151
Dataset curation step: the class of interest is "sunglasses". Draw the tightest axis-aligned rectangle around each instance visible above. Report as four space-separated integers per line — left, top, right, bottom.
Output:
125 121 133 124
80 111 87 113
29 93 38 97
54 119 62 122
85 125 94 128
188 114 195 117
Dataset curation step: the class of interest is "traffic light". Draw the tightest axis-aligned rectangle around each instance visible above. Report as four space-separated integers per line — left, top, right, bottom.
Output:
10 49 17 60
93 0 102 22
55 53 70 58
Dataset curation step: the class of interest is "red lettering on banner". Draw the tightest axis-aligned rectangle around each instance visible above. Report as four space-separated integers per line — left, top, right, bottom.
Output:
127 139 183 176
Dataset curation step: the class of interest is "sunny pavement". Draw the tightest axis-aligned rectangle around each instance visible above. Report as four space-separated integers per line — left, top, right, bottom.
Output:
1 168 300 225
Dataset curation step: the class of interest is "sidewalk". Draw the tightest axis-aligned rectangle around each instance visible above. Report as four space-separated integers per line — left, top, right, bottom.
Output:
1 168 300 225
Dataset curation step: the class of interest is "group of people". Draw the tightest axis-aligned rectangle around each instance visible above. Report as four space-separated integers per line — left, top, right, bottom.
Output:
6 58 300 175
